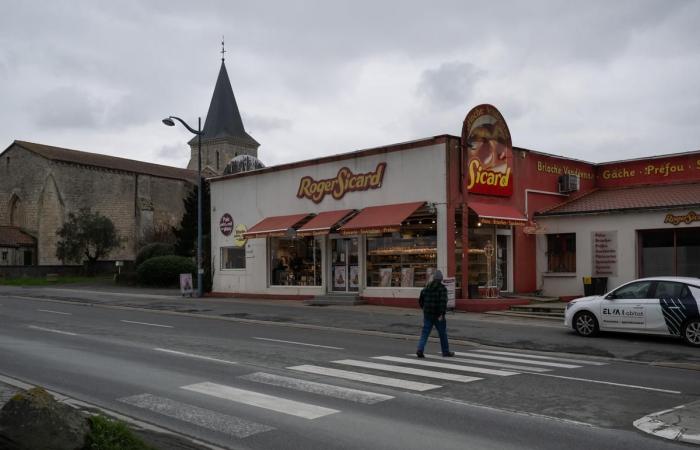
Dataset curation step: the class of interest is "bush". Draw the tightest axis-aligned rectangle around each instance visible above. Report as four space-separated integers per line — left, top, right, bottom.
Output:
84 415 155 450
134 242 175 268
136 255 195 286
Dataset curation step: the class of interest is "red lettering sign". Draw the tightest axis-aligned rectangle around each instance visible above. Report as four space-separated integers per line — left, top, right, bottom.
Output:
462 104 514 196
297 163 386 203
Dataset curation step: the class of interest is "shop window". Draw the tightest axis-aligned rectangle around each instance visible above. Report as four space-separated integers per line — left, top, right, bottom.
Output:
677 229 700 277
221 247 245 270
366 221 437 288
640 228 700 277
270 237 322 286
546 233 576 273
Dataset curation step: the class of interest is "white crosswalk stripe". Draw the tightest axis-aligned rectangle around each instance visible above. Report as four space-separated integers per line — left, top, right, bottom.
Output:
373 356 518 376
473 349 607 366
454 352 582 368
240 372 394 404
288 364 441 391
181 382 339 419
417 354 552 372
118 393 274 438
333 359 482 383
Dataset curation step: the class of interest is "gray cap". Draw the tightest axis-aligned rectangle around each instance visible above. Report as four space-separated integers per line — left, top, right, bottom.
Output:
433 269 443 281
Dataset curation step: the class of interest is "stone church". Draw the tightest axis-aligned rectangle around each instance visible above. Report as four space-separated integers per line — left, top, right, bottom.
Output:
0 59 261 267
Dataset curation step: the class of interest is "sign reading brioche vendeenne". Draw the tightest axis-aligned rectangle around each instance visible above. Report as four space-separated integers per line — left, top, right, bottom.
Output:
297 163 386 203
463 104 514 196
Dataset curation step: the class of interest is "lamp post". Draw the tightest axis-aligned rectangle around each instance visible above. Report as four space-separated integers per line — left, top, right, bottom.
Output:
163 115 203 298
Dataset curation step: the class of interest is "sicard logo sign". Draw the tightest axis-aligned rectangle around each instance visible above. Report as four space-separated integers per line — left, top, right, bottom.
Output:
219 213 233 236
297 163 386 203
463 104 514 197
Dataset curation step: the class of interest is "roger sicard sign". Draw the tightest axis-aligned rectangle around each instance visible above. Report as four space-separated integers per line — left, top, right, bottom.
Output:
297 163 386 203
463 104 514 197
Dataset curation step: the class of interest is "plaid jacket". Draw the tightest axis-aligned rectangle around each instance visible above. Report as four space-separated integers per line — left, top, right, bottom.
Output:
419 281 447 317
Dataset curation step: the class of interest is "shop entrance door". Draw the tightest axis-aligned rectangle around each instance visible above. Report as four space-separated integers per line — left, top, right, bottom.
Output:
330 237 359 293
496 232 513 293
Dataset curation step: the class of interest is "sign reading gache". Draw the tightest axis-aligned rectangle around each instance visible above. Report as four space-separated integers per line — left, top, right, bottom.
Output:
463 104 513 196
297 163 386 203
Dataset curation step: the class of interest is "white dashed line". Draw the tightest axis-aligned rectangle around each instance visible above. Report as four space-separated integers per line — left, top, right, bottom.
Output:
28 325 77 336
37 309 72 315
253 337 343 349
121 320 173 328
153 348 237 365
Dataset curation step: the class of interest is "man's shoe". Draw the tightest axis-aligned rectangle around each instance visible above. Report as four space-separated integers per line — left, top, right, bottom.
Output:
442 351 455 357
416 350 425 358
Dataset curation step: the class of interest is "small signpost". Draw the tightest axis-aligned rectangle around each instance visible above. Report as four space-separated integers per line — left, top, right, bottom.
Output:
443 277 456 310
180 273 193 297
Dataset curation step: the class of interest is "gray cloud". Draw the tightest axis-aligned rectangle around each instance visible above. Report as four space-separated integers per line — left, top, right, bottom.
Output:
33 86 102 129
417 61 484 109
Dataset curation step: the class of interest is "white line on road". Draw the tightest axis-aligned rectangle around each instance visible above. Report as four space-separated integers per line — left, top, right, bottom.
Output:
120 320 173 328
37 309 72 316
288 364 441 391
240 372 394 404
474 349 607 366
181 382 339 419
153 348 237 365
253 337 343 349
119 393 274 438
375 356 518 376
419 354 551 373
523 372 681 394
455 352 581 369
27 325 77 336
334 359 482 383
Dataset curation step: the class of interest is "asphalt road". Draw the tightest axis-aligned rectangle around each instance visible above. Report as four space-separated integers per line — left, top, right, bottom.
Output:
0 291 698 449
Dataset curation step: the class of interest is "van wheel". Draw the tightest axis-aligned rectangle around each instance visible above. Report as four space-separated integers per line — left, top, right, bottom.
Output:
682 319 700 347
573 311 599 337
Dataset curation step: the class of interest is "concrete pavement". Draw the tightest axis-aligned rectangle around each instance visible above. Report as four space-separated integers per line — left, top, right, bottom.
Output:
1 283 699 445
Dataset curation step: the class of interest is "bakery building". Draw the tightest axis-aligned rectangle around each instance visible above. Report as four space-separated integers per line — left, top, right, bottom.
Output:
209 104 700 306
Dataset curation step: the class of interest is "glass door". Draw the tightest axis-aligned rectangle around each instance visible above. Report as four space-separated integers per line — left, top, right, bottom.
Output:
330 238 359 292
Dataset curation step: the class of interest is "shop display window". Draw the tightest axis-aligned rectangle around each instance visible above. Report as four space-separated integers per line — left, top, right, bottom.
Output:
640 228 700 277
546 233 576 273
468 226 498 297
270 237 322 286
221 247 245 270
366 223 437 288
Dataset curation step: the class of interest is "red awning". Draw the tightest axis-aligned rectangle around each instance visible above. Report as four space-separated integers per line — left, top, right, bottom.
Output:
469 201 527 226
296 209 356 237
243 213 314 239
339 201 425 235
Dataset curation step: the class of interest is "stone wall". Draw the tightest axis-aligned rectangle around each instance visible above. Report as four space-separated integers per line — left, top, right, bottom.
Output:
188 136 259 175
0 143 193 265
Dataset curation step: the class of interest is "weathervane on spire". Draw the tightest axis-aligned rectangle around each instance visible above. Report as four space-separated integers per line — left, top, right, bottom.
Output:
221 36 226 62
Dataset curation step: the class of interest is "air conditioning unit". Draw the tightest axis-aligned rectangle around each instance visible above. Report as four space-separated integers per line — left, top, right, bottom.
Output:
558 174 580 193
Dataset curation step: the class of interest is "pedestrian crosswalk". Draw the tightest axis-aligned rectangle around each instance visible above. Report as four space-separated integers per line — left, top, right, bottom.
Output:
118 348 607 442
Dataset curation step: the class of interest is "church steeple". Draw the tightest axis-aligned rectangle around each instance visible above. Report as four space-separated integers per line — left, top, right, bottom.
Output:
187 55 260 176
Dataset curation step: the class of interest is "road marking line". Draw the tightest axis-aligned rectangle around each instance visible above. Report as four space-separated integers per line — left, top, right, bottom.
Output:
418 354 551 373
253 337 343 349
474 349 607 365
289 364 441 391
333 359 482 383
119 393 273 438
121 320 173 328
524 372 681 394
181 382 339 419
153 348 237 365
27 325 77 336
240 372 393 404
375 356 518 376
455 352 581 368
37 309 72 315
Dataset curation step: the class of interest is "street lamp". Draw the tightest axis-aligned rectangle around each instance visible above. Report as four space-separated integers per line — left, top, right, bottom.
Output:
163 115 203 298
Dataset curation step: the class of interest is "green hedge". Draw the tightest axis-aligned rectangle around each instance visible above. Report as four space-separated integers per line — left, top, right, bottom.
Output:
134 242 175 268
136 255 195 286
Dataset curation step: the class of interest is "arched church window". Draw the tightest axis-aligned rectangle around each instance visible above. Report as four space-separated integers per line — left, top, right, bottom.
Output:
9 195 25 229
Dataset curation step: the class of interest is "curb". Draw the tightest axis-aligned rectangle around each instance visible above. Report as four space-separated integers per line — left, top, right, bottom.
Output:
634 403 700 445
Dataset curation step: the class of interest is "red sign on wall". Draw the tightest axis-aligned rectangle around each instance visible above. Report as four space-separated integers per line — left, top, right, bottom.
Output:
462 104 513 196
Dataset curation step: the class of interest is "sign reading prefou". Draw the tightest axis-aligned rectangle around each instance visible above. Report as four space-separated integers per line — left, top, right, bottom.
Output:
297 163 386 203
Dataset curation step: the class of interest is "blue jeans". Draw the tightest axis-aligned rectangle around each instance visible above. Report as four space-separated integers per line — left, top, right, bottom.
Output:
417 313 450 354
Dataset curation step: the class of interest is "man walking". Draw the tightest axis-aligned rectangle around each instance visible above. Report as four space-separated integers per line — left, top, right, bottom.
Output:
416 270 455 358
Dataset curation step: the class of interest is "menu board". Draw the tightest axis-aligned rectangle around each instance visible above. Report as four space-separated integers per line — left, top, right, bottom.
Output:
592 231 618 277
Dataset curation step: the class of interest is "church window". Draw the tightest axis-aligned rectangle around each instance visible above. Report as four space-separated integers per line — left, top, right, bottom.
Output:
5 156 9 170
221 246 245 269
216 151 220 171
1 251 7 262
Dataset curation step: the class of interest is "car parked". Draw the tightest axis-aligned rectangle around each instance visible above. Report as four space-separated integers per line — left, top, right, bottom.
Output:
564 277 700 346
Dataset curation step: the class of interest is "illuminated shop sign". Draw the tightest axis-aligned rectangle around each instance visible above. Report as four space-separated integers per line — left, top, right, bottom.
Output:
463 104 513 196
664 211 700 226
297 163 386 203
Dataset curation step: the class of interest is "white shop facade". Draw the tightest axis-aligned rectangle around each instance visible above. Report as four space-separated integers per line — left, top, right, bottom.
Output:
209 136 454 302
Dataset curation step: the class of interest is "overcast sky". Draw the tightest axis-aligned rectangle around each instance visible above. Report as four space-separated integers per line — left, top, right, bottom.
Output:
1 1 698 169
